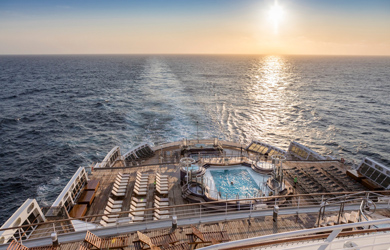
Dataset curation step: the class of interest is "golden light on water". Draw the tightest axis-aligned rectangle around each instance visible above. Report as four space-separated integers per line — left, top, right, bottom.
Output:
244 55 291 143
268 1 284 34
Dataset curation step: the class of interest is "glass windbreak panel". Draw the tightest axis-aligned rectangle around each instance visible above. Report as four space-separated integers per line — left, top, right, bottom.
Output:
301 150 308 159
290 146 296 153
254 145 262 153
376 173 387 186
370 170 380 181
268 150 276 156
365 167 375 178
28 213 37 224
261 147 269 154
257 146 266 153
248 143 257 151
381 177 390 188
359 163 370 175
252 144 261 152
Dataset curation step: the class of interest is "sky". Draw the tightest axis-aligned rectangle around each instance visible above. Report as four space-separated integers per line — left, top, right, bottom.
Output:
0 0 389 55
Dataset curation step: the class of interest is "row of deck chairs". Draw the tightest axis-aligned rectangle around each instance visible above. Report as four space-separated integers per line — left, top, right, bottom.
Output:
111 173 130 197
134 172 149 196
156 173 168 195
7 240 58 250
153 195 170 220
129 197 147 222
100 198 132 227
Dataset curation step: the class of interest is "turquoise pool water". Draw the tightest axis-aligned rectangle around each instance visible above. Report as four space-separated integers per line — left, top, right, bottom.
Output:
209 168 262 199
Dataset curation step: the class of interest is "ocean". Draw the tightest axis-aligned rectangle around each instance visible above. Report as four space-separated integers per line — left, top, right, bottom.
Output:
0 55 389 224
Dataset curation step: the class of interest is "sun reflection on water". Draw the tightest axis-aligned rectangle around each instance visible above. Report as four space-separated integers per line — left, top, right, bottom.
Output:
244 55 294 145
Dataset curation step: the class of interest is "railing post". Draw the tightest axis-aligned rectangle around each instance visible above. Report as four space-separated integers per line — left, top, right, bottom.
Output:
199 204 202 223
18 228 22 244
297 196 300 215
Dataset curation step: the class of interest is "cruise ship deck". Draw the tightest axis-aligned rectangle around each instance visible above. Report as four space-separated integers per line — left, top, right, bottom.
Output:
1 138 390 249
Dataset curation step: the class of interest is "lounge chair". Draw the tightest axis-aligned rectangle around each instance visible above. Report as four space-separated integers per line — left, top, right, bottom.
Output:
186 225 230 248
84 231 129 249
7 240 59 250
131 200 146 207
155 210 170 216
155 196 169 202
113 183 127 192
156 173 168 178
134 188 147 196
118 172 130 178
107 201 122 209
133 231 178 250
156 189 168 195
153 213 170 220
154 200 169 206
132 197 147 203
111 189 126 197
114 179 128 186
130 205 145 211
109 197 123 205
164 243 190 250
7 240 29 250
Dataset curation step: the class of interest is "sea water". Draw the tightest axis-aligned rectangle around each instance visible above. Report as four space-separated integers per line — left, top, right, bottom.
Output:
0 55 389 223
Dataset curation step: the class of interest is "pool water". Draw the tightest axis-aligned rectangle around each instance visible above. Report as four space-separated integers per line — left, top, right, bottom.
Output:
209 168 264 199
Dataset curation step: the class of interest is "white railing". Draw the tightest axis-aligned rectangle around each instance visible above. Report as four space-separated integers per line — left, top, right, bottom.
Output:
1 191 389 248
199 219 390 250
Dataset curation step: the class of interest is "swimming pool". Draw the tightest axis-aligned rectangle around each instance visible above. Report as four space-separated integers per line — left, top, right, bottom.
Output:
204 166 270 199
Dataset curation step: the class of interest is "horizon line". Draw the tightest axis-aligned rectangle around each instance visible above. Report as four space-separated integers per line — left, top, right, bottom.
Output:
0 53 390 57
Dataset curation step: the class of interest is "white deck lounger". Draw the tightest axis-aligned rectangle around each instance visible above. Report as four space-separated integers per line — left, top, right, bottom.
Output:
155 196 169 202
107 201 122 209
129 215 144 222
155 200 169 207
132 197 147 203
156 189 168 195
156 173 168 178
153 213 170 220
130 205 145 211
104 210 119 218
111 189 126 197
101 215 117 223
135 183 148 190
130 210 145 216
131 200 146 207
133 188 147 196
108 197 123 205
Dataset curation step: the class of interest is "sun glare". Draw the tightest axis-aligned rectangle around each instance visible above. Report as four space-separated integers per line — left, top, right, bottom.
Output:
268 2 284 34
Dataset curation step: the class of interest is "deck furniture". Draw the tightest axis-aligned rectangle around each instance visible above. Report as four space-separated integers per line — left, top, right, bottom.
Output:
155 200 169 207
186 225 230 248
78 191 96 206
7 240 28 250
111 189 126 197
156 173 168 178
69 204 88 218
134 187 147 196
109 197 123 205
84 231 129 249
133 231 178 250
107 200 122 209
131 200 146 208
85 180 100 191
132 197 147 203
76 243 89 250
7 240 59 250
155 196 169 202
164 243 191 250
153 213 170 220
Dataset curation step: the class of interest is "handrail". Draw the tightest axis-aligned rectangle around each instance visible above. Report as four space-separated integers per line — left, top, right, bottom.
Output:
198 219 390 250
1 190 389 234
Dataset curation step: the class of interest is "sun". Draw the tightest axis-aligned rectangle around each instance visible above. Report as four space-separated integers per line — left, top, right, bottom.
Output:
268 2 284 34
